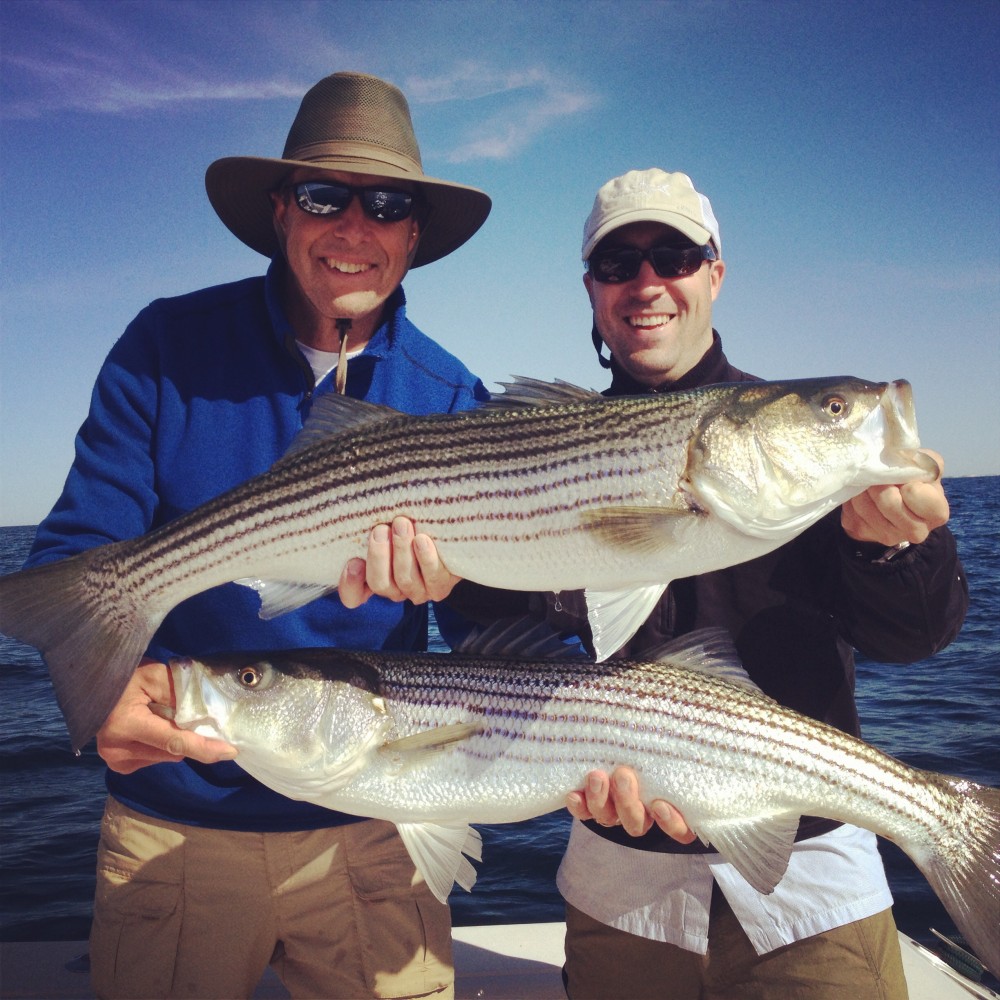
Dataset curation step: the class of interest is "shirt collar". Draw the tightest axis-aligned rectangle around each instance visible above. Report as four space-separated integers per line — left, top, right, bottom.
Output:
264 257 407 360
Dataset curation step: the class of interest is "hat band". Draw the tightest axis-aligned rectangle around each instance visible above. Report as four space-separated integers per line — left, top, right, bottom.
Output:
285 140 423 177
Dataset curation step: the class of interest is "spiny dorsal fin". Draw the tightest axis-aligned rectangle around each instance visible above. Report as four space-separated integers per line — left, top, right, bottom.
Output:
484 375 601 410
277 393 404 463
454 616 582 660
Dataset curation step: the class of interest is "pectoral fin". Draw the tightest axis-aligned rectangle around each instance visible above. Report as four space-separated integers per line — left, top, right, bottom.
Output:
380 723 480 768
694 813 801 894
585 584 667 662
235 578 336 619
396 823 484 903
580 503 704 556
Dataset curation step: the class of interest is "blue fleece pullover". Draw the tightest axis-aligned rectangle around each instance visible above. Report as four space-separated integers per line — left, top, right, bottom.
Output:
27 260 488 830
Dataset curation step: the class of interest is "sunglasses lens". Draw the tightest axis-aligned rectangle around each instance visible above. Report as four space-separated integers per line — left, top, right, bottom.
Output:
589 249 643 283
362 189 414 222
293 182 414 222
295 182 351 215
648 247 702 278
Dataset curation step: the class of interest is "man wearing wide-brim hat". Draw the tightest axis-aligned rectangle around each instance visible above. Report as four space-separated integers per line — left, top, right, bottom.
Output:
25 71 491 999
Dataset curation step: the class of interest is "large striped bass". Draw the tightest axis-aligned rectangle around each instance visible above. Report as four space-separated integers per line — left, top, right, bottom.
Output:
0 376 939 749
163 622 1000 977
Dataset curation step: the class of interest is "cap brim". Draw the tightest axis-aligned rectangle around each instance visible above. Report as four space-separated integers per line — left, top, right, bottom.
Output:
583 209 712 260
206 156 491 268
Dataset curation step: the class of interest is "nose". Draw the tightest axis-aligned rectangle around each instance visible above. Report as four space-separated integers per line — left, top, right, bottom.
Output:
326 194 369 236
631 258 670 295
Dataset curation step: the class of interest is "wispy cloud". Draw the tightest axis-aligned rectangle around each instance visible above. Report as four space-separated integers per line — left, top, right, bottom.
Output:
0 1 311 119
405 62 598 162
3 53 306 118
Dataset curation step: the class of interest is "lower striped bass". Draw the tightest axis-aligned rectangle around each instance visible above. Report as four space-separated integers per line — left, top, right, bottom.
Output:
165 623 1000 977
0 376 939 749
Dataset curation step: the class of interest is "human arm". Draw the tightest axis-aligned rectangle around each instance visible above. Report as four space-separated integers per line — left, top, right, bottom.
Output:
835 450 967 662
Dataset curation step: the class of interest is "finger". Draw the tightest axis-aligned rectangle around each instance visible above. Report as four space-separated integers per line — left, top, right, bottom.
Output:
337 557 371 609
365 523 403 600
389 517 426 601
565 790 593 821
650 800 697 844
898 478 949 530
582 771 618 826
413 533 459 601
610 768 653 837
841 489 883 542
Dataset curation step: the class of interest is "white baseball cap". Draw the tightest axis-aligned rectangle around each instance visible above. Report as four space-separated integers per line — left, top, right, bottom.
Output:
581 168 721 260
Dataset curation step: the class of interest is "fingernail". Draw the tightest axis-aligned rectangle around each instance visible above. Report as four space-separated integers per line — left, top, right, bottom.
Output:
614 772 631 792
588 775 603 794
372 524 389 543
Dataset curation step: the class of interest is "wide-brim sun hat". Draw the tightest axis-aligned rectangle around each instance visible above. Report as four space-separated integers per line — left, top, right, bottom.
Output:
581 168 721 260
206 71 492 268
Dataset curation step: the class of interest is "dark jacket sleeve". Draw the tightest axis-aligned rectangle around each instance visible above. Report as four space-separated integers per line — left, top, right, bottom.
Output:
833 525 968 663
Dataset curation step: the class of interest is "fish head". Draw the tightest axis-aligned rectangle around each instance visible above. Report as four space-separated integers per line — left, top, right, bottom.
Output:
687 377 940 539
168 651 392 781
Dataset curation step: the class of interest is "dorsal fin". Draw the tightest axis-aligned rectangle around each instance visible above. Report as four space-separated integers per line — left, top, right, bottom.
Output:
640 627 765 695
453 615 583 660
483 375 602 410
278 393 404 463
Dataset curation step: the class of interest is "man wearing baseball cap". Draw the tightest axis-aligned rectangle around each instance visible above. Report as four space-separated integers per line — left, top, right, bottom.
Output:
24 71 490 998
554 169 964 998
367 168 966 998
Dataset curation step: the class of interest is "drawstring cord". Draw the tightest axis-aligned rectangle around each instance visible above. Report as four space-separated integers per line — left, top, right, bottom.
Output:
334 318 352 394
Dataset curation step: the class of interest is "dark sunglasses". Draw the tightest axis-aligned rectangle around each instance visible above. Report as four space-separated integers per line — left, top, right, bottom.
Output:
291 180 416 223
587 243 718 284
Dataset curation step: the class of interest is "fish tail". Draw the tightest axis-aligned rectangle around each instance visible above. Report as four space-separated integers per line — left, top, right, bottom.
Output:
917 779 1000 977
0 551 160 752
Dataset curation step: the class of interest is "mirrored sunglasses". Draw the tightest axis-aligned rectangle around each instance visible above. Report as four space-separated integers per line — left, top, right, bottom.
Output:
292 181 416 223
587 243 718 284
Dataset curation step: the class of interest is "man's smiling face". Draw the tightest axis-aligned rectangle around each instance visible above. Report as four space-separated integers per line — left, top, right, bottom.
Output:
584 221 725 387
271 169 420 349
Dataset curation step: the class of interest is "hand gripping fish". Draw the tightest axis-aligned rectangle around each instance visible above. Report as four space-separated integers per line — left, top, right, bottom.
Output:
0 376 939 749
162 622 1000 979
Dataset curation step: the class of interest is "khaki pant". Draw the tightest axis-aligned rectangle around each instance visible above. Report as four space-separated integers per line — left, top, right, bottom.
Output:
564 888 908 1000
89 797 453 999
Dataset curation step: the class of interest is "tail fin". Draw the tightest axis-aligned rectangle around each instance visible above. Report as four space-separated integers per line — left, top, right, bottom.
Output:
0 553 159 751
917 780 1000 978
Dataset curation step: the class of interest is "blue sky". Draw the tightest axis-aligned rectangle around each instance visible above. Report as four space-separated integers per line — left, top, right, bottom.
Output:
1 0 998 526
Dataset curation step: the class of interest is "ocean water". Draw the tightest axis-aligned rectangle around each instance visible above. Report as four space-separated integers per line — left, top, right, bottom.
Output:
0 476 997 954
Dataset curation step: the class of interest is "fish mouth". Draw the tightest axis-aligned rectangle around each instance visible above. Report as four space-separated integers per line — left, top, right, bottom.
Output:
878 381 940 482
166 657 229 739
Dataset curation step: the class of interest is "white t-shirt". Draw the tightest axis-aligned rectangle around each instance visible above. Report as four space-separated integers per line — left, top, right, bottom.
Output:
296 340 366 386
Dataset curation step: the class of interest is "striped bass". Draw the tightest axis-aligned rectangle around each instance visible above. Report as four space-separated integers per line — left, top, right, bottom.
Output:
0 376 939 749
164 622 1000 977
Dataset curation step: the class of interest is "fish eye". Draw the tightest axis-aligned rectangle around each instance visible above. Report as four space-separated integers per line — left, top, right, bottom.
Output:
238 666 264 688
821 394 849 418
